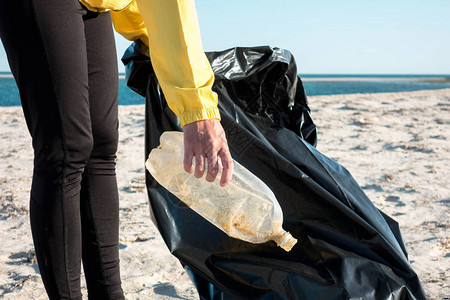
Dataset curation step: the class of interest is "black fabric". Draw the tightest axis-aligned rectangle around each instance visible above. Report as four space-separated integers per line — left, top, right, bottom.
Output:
0 0 123 299
123 43 426 300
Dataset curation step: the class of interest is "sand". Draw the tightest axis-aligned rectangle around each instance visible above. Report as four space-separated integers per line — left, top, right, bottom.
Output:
0 88 449 299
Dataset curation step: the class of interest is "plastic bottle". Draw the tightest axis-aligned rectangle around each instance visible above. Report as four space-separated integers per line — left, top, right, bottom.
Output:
145 131 297 252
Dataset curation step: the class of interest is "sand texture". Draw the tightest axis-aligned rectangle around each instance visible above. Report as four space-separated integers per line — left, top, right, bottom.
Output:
1 88 449 299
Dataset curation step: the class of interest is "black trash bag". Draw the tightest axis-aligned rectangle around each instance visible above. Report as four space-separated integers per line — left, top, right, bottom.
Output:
122 43 426 300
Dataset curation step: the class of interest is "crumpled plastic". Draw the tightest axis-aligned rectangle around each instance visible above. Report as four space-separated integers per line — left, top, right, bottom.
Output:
122 43 426 300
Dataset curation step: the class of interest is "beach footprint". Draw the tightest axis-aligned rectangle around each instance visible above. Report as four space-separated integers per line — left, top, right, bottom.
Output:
0 191 28 220
7 250 36 265
153 282 184 299
120 176 145 193
384 195 406 207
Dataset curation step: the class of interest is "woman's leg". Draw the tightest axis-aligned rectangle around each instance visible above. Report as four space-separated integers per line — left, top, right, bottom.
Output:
79 9 124 300
0 0 123 298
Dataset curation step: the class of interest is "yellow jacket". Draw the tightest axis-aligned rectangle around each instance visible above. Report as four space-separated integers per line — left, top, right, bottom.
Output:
79 0 220 127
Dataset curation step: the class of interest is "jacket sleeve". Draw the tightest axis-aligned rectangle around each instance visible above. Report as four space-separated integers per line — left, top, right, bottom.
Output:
110 2 148 47
111 0 220 127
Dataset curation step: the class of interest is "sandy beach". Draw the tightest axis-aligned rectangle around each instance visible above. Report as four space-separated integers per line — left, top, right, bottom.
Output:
1 88 449 299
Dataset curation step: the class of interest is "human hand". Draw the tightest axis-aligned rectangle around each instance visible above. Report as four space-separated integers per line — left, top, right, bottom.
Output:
183 119 233 187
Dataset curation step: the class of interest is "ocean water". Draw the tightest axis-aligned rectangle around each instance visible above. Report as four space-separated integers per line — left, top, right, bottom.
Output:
1 74 449 107
301 79 450 96
301 74 450 79
0 76 145 107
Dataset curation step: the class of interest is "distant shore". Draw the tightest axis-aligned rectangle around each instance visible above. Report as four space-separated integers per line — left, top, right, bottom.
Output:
301 76 450 82
2 72 449 83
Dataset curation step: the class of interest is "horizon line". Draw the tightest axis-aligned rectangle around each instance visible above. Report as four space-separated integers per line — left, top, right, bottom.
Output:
1 71 449 77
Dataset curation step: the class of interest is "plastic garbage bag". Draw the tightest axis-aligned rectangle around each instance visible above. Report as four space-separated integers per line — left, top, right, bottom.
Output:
122 43 426 300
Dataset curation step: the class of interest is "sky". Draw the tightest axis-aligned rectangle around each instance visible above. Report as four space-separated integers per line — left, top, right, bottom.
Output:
1 0 449 74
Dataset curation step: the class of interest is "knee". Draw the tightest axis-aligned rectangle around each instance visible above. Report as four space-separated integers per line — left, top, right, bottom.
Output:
69 134 95 166
33 132 94 175
91 122 118 157
87 125 118 174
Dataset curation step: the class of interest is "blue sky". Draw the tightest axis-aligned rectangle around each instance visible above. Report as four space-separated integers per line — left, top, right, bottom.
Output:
1 0 449 74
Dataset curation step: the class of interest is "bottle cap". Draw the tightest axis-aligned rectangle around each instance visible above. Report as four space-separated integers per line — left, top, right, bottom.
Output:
278 232 297 252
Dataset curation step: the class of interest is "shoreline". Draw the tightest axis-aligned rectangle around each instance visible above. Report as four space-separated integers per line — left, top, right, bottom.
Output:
301 77 450 82
2 73 449 83
1 88 450 108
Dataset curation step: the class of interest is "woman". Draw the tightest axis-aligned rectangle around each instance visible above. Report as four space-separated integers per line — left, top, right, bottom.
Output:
0 0 232 298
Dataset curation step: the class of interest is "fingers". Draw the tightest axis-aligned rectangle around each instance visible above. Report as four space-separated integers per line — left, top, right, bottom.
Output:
218 148 233 187
205 151 219 182
183 119 233 187
194 154 205 178
183 147 194 174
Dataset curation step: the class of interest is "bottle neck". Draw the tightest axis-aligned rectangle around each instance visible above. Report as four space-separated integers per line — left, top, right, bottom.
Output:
274 231 298 252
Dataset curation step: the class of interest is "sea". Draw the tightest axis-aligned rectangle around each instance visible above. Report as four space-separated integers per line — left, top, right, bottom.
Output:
1 73 449 107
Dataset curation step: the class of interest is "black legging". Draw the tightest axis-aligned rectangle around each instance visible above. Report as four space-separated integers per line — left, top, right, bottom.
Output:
0 0 124 299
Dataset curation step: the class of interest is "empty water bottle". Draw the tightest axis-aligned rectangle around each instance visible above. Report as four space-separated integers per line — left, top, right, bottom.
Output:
146 131 297 251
